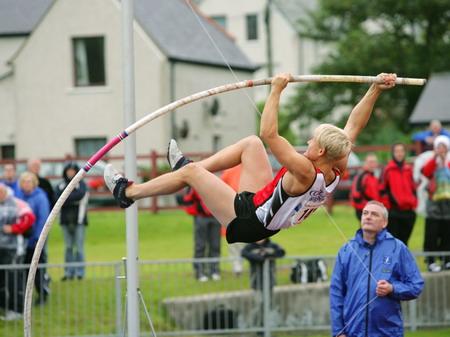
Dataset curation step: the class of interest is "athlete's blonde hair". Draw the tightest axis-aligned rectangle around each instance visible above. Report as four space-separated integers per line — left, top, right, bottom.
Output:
313 123 352 161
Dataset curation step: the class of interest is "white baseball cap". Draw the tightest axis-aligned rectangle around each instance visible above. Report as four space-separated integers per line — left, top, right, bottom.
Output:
434 135 450 150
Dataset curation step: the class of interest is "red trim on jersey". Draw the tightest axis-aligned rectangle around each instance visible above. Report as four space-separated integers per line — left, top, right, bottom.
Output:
253 167 288 207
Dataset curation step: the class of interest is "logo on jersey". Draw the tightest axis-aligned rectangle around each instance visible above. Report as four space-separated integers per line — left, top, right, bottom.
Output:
309 190 326 203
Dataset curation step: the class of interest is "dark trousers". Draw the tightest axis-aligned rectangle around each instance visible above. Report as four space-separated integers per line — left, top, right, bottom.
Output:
424 217 450 265
0 249 25 313
24 247 50 300
387 210 416 246
193 216 221 278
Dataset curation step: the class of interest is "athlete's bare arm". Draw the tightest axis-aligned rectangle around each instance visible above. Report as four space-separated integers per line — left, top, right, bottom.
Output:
344 73 397 143
259 73 316 189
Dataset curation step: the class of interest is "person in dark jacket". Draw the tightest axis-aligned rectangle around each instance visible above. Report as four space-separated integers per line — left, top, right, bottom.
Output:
421 135 450 272
0 183 35 320
16 172 51 306
180 187 221 282
350 153 382 220
27 158 55 208
55 163 89 281
242 238 285 292
380 143 417 245
242 238 285 330
330 201 424 337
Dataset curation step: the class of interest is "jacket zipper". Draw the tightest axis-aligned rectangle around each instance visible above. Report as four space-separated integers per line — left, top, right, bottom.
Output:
365 246 373 337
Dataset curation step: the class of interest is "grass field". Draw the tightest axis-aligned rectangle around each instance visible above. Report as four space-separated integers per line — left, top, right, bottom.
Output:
46 205 426 262
2 205 449 337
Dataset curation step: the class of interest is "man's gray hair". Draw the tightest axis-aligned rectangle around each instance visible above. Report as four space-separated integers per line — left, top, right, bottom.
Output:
365 200 388 219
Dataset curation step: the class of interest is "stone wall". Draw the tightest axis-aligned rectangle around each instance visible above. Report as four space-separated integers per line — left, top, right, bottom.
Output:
162 271 450 331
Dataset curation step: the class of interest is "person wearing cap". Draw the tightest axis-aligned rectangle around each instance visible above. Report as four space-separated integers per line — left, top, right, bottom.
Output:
421 135 450 272
55 163 89 281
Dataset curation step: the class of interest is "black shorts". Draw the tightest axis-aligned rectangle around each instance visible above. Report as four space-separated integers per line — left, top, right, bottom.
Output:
226 192 279 244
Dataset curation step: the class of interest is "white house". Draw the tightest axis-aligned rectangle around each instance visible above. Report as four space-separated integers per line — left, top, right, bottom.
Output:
0 0 257 160
196 0 329 102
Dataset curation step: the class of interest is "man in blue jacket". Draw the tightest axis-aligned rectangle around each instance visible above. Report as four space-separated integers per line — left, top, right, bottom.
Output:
330 201 424 337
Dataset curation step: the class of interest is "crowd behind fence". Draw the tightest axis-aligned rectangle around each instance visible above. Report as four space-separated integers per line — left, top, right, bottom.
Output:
1 253 450 337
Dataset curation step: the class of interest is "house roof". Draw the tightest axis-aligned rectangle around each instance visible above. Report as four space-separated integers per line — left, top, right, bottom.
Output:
0 0 53 36
134 0 255 70
0 0 256 71
272 0 317 31
409 73 450 124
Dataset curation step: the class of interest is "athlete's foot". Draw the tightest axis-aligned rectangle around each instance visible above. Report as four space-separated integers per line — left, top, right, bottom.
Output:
104 164 135 208
167 139 192 171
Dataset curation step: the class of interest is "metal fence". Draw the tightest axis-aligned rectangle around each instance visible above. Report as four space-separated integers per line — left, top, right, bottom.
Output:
1 254 450 337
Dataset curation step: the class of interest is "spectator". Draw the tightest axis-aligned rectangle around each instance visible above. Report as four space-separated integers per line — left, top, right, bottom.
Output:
242 238 285 330
0 163 20 195
16 172 51 306
221 165 245 276
350 153 381 220
27 158 55 207
421 135 450 272
179 187 221 282
380 143 417 245
55 163 89 281
0 183 35 320
330 201 424 337
412 120 450 153
241 238 285 292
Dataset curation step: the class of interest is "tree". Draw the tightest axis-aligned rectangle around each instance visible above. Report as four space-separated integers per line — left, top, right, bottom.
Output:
285 0 450 145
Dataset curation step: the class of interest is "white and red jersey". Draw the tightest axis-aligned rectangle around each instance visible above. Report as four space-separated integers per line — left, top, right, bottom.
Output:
253 167 340 230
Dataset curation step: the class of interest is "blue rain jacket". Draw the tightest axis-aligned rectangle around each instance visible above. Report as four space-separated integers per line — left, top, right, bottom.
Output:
16 187 50 248
330 229 424 337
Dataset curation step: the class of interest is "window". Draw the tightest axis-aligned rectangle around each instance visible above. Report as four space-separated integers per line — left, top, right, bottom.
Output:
75 138 107 157
246 14 258 40
0 145 15 159
73 37 106 86
211 15 227 30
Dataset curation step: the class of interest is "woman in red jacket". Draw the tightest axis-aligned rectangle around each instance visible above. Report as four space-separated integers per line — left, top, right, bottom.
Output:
380 143 417 245
350 153 382 220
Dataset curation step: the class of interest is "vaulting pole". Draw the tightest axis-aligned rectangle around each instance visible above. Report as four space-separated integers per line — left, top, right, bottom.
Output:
24 74 425 336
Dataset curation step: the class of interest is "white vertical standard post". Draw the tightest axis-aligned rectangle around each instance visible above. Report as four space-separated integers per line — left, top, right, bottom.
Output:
122 0 140 336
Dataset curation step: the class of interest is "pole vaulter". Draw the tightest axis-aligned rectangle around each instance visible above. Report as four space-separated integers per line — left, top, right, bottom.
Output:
24 74 425 337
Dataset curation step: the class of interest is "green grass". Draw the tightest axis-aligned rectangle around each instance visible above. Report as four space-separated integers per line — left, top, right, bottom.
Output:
46 205 426 262
1 205 446 336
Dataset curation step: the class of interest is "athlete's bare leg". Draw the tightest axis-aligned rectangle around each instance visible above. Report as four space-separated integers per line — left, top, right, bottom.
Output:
106 135 273 223
197 135 273 192
126 163 237 225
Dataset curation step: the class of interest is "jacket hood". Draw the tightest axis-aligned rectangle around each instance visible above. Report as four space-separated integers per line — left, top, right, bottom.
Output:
62 162 80 182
